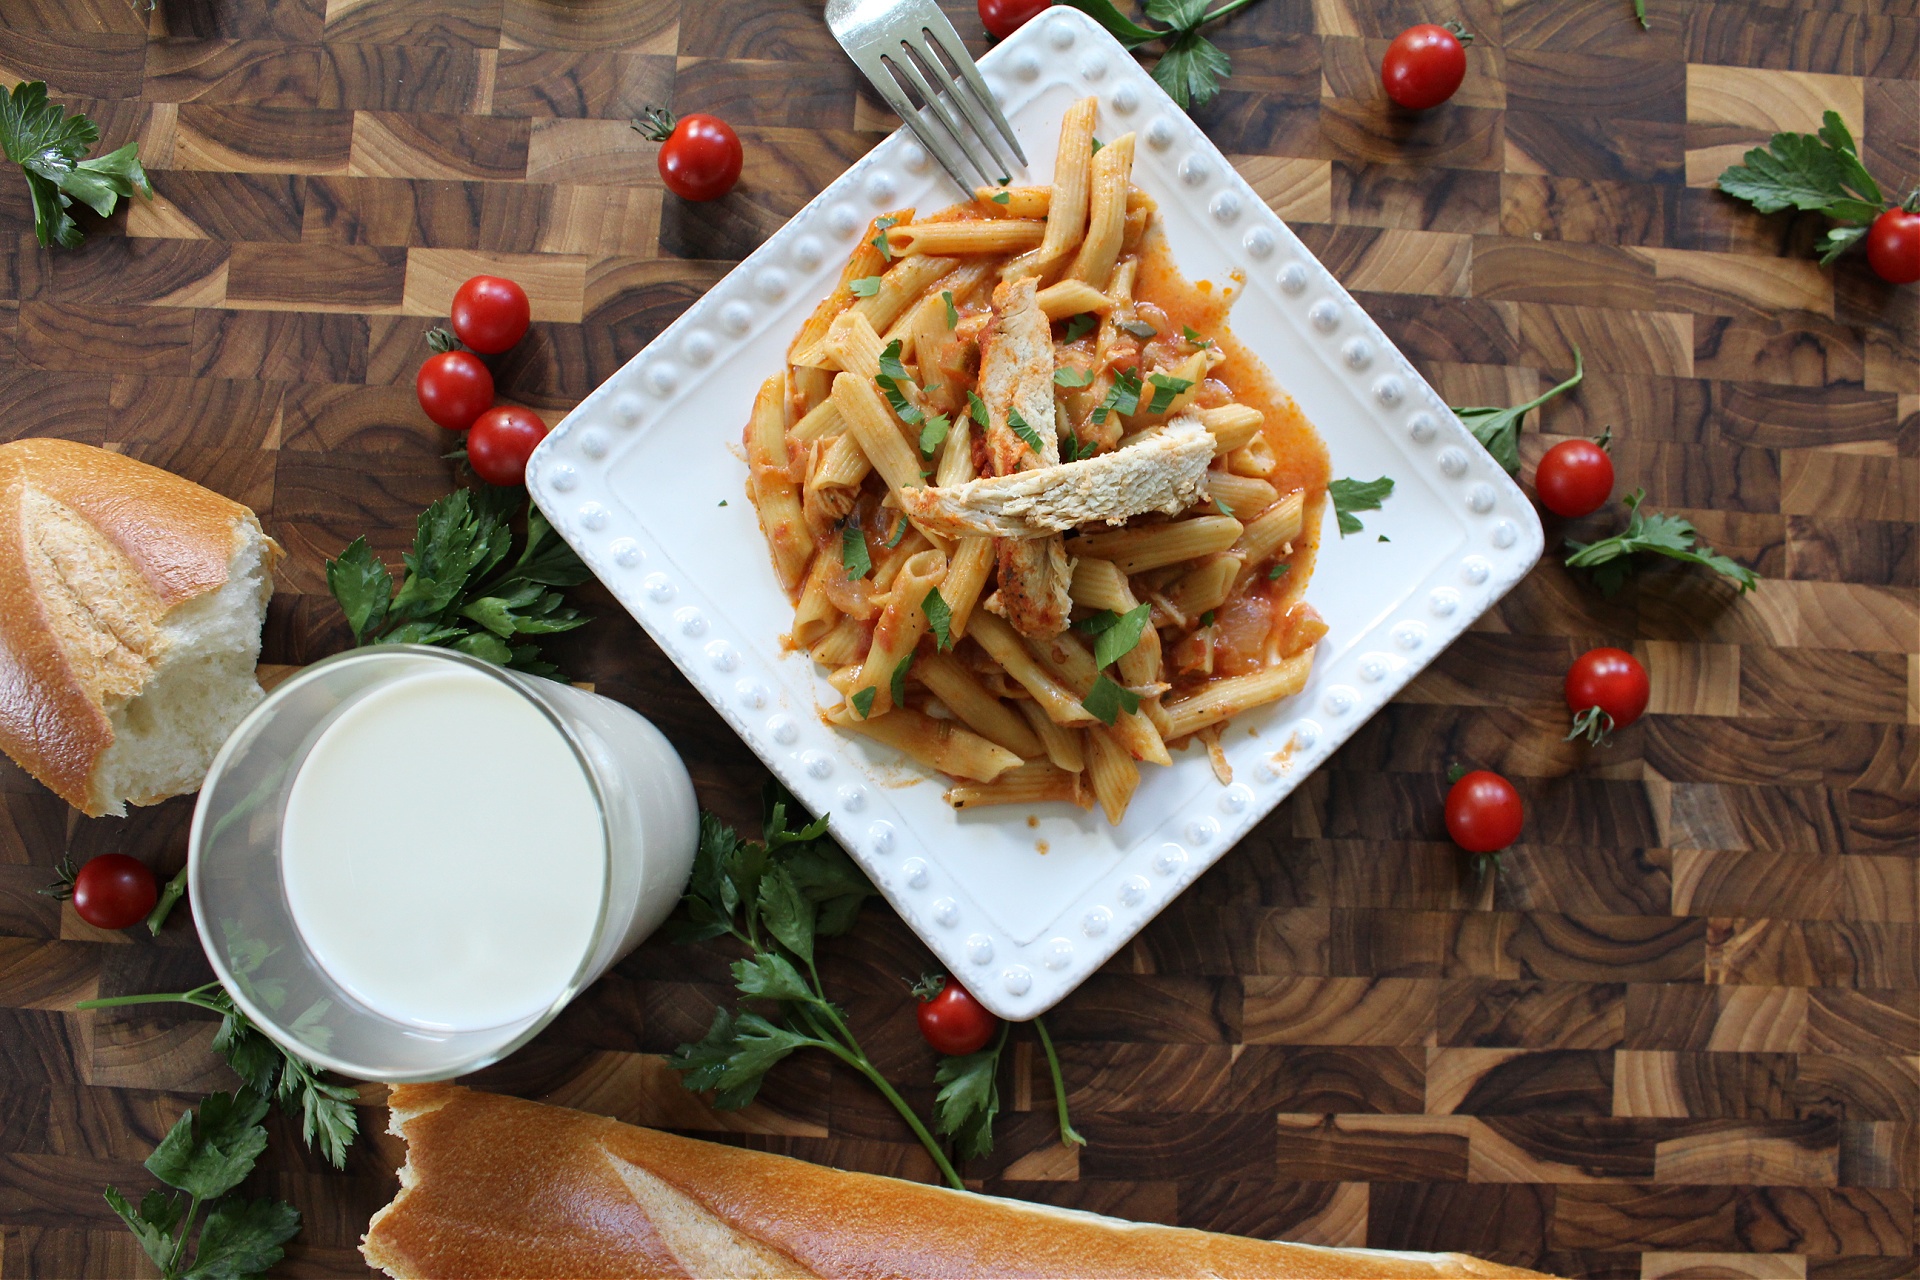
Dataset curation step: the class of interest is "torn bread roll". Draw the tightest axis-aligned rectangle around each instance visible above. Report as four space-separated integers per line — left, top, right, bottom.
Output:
900 417 1215 538
363 1084 1550 1279
0 439 281 817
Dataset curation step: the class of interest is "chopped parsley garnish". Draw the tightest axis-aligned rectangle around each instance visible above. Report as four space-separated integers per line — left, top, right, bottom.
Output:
942 289 958 327
1062 313 1099 343
1146 372 1194 415
922 588 953 649
1090 603 1152 670
1008 408 1046 456
872 214 898 260
1183 324 1213 348
919 413 950 456
1081 673 1140 726
883 515 909 548
967 390 990 428
890 652 914 707
990 190 1011 205
849 687 876 718
1092 367 1142 424
875 339 924 425
1267 562 1290 580
1199 610 1216 628
841 522 871 578
1214 496 1234 516
1062 432 1099 461
1090 136 1104 154
1054 365 1096 388
850 275 882 297
1329 476 1394 537
1117 318 1158 340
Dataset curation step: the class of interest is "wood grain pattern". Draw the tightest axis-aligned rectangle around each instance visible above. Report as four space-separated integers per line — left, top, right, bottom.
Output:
0 1 1915 1277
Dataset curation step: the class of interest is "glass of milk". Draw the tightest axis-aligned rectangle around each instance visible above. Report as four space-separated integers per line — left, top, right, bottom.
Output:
188 645 698 1081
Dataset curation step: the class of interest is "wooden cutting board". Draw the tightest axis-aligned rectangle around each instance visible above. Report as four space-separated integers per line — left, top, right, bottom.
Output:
0 0 1913 1276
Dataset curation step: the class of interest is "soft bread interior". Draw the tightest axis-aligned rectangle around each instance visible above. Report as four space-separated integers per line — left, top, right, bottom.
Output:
23 493 277 817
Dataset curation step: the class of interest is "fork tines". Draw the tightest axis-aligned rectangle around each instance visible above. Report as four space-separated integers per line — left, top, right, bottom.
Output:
827 0 1029 192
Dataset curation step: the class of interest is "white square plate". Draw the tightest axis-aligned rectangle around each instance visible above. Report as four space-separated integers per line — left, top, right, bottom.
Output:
527 8 1542 1020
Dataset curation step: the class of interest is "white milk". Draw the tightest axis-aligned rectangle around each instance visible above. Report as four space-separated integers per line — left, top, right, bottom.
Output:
279 666 605 1032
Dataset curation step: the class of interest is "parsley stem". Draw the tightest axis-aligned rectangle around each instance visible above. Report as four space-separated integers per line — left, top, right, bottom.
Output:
75 982 225 1012
146 867 188 935
167 1192 203 1276
1032 1015 1086 1149
1511 345 1584 420
804 1018 966 1191
1197 0 1262 25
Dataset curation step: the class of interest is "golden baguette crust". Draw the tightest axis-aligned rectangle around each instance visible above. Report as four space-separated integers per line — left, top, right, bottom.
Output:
0 439 276 812
364 1084 1551 1280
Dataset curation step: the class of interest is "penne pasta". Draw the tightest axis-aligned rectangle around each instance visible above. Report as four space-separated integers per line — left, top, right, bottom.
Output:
1084 725 1139 825
1162 652 1315 739
745 102 1330 825
887 220 1047 257
1068 557 1134 613
946 762 1090 811
1207 472 1279 519
832 373 924 501
1066 132 1136 286
1018 700 1085 772
1198 404 1263 455
830 702 1022 783
744 373 810 591
848 549 946 718
1231 488 1306 576
943 535 995 638
1070 515 1244 574
969 613 1097 726
1037 278 1113 321
917 650 1045 759
1005 97 1095 280
1164 552 1243 620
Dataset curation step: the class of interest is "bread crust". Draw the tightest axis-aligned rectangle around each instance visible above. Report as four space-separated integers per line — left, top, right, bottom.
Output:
0 439 277 812
364 1084 1553 1280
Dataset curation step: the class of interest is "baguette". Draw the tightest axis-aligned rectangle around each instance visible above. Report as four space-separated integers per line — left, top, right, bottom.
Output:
363 1084 1549 1279
0 439 281 816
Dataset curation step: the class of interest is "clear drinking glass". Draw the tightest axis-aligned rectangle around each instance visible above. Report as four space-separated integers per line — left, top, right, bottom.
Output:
189 645 697 1081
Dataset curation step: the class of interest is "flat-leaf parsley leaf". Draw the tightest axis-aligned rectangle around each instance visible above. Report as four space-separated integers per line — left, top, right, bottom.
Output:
1329 476 1394 537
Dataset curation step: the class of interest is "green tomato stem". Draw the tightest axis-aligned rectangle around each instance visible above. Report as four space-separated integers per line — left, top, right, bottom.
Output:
1032 1016 1086 1148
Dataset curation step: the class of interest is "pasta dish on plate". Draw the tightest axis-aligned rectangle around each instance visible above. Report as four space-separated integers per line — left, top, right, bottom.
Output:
742 98 1331 824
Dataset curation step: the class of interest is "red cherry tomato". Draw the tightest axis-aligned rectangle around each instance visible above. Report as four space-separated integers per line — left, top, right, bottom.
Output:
1534 437 1615 518
916 977 998 1056
1565 647 1649 745
416 351 494 432
450 276 531 354
1445 770 1523 854
1381 23 1469 111
639 108 742 203
1865 205 1920 285
466 405 548 487
72 854 158 930
979 0 1050 39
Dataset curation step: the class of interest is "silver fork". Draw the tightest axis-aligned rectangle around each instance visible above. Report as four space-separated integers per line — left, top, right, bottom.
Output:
826 0 1029 193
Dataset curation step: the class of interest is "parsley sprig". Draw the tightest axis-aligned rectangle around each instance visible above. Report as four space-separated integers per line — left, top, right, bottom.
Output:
1 81 151 250
666 791 968 1190
1453 346 1584 475
1718 111 1897 264
1062 0 1268 112
1329 475 1394 537
326 487 591 679
77 957 360 1171
104 1091 301 1280
1564 488 1758 597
